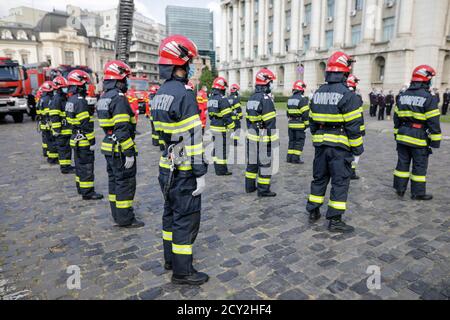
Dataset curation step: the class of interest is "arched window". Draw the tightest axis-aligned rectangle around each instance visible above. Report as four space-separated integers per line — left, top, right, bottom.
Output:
1 29 13 40
317 61 326 84
373 56 386 83
278 66 285 87
236 70 241 86
16 30 28 40
248 68 253 88
442 55 450 86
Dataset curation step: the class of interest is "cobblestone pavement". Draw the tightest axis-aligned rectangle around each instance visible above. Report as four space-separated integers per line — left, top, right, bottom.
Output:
0 112 449 300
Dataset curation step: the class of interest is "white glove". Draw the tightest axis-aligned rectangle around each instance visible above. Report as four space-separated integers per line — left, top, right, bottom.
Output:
53 132 60 137
192 176 206 197
124 156 135 169
230 131 236 139
354 156 360 164
89 145 95 151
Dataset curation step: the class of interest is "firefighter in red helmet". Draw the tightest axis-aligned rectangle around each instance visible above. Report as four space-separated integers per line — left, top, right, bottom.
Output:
208 76 235 175
37 81 57 162
286 80 309 164
245 68 278 197
148 84 161 147
228 83 243 146
152 35 209 285
393 65 441 200
306 51 363 233
96 60 144 228
65 70 103 200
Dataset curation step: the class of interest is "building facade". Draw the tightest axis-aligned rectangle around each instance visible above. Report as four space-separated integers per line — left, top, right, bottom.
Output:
166 5 216 70
1 6 47 27
218 0 450 96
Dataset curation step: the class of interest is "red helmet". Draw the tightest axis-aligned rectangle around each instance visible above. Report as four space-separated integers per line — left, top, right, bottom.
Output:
67 70 91 86
255 68 276 85
53 76 68 89
149 84 160 95
186 80 195 91
40 81 56 92
326 51 355 73
230 84 240 93
158 35 198 66
103 60 132 80
411 65 436 82
346 75 360 88
292 80 307 92
212 77 228 90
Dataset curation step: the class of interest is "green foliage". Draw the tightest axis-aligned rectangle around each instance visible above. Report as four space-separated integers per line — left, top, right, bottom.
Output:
199 67 214 91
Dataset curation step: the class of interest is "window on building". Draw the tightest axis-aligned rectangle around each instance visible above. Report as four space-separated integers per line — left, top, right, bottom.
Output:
304 4 312 25
21 54 28 65
351 24 361 45
285 39 290 52
278 66 285 87
269 0 274 8
325 30 333 49
268 42 273 55
285 10 291 31
253 45 258 58
384 0 396 6
1 30 13 40
373 56 386 82
106 16 110 21
382 17 395 41
254 20 258 38
327 0 335 18
254 0 259 14
303 35 310 51
64 51 74 65
354 0 363 10
241 47 245 58
268 16 273 34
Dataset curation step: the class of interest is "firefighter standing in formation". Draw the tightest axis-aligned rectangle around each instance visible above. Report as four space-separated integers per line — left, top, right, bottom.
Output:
393 65 442 200
286 80 309 164
49 76 75 174
196 85 208 132
346 74 364 180
228 84 243 146
306 51 364 233
152 35 209 285
245 68 278 197
97 61 144 228
38 81 59 164
208 77 235 176
66 70 103 200
36 83 50 159
148 84 161 147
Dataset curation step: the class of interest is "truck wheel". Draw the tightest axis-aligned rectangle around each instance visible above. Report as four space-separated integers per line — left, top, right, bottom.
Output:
12 113 24 123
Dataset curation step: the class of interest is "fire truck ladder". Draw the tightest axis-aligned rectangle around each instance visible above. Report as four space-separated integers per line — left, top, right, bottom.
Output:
115 0 135 63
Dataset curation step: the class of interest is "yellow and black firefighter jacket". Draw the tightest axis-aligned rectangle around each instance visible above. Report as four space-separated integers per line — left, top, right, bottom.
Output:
96 86 137 157
49 90 72 136
228 93 243 123
309 73 364 156
286 92 309 130
246 86 278 144
65 92 96 148
37 92 52 131
393 82 442 149
208 90 235 133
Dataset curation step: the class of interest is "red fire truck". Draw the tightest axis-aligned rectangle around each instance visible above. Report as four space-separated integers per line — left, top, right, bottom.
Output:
128 76 150 114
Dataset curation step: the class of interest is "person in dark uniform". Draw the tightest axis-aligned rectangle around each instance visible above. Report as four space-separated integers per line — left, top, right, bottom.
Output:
385 90 394 120
393 65 442 200
286 80 309 164
152 35 209 285
148 84 161 146
27 93 37 121
97 60 144 228
208 77 235 175
306 51 364 233
39 81 59 164
245 68 278 197
228 84 243 146
442 88 450 115
369 89 378 117
378 90 386 121
66 70 103 201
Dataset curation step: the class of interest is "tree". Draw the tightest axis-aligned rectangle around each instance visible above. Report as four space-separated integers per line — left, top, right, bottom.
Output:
199 66 214 91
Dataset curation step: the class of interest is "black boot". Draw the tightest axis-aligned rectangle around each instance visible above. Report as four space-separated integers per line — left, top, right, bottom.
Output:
396 190 405 197
351 174 360 180
246 188 256 193
82 193 104 200
120 218 145 229
411 194 433 201
258 191 277 197
61 166 75 174
217 171 232 176
328 216 354 233
164 262 173 270
308 208 321 223
172 271 209 285
47 158 58 165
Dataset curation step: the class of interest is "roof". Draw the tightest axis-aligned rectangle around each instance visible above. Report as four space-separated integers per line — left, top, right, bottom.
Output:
35 10 87 37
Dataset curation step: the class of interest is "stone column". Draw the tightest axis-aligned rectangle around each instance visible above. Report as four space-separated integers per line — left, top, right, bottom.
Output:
232 1 239 61
397 0 414 36
344 0 353 46
244 0 252 59
319 0 327 49
334 0 347 46
220 3 228 63
290 0 300 52
363 0 377 42
273 0 282 56
310 0 322 49
258 0 265 57
374 0 383 42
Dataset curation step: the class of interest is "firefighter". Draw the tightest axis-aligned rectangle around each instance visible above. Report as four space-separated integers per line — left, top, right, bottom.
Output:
228 84 243 146
65 70 103 200
369 89 378 117
36 87 47 158
49 76 75 174
385 90 395 120
152 35 209 285
346 74 365 180
393 65 442 200
196 85 208 131
245 68 278 197
442 88 450 115
378 90 386 121
97 60 144 228
306 51 363 233
286 80 309 164
39 81 59 164
208 77 235 176
148 84 160 146
126 85 139 122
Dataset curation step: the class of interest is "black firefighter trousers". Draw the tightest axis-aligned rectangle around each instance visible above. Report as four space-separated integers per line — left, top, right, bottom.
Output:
56 134 72 172
287 128 306 162
245 138 273 194
394 143 430 196
212 131 230 175
159 171 201 276
106 155 137 226
73 146 95 197
44 130 58 161
306 146 353 219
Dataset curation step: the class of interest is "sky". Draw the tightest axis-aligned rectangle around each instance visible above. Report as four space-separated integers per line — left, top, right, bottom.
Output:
0 0 221 43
